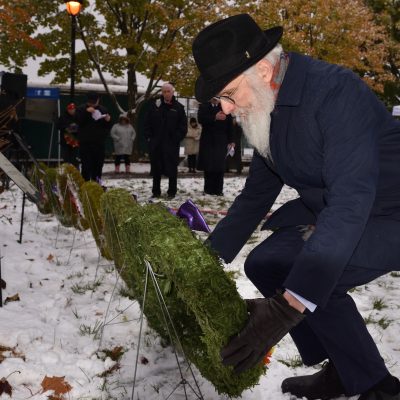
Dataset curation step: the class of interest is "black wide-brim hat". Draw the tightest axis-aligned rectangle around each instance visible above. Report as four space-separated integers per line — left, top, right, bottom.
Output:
192 14 283 103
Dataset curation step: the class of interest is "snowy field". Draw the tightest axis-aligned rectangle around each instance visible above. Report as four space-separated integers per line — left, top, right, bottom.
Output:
0 163 399 399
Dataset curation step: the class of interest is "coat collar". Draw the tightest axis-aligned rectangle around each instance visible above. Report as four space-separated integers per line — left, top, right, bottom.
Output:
275 52 309 106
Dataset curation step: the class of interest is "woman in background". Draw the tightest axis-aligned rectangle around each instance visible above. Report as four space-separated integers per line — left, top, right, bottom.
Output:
110 113 136 173
184 117 201 173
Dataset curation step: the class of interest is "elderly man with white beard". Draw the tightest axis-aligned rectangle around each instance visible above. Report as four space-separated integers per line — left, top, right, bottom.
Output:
192 14 400 400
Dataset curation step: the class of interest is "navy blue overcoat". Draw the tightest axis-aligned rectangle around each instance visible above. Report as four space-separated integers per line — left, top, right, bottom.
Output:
209 53 400 307
144 96 187 177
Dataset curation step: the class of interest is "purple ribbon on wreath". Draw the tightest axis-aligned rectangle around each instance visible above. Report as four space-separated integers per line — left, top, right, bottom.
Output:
169 199 211 233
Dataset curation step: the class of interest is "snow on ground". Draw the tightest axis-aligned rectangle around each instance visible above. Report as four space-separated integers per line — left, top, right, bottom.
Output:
0 163 399 399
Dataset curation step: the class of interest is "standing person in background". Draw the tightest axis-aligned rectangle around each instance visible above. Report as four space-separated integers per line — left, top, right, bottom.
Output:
57 103 80 168
110 113 136 174
226 116 243 174
76 92 112 181
144 83 187 199
197 98 234 195
184 117 201 173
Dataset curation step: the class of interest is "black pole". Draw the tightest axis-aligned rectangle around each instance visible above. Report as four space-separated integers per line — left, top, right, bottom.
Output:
18 192 26 244
70 14 76 102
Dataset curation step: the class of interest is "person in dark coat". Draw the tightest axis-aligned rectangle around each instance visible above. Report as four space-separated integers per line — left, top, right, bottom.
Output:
57 103 80 168
192 14 400 400
197 99 234 195
144 83 187 198
225 116 243 174
75 92 112 181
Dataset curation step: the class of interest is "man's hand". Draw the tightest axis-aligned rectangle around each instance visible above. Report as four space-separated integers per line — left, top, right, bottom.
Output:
221 293 305 374
86 106 96 113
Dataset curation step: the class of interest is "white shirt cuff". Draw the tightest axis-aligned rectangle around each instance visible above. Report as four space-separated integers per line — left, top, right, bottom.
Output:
286 289 317 312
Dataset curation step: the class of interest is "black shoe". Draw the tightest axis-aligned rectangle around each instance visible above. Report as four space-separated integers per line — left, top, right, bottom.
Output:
151 194 161 198
167 194 175 199
359 375 400 400
281 361 345 400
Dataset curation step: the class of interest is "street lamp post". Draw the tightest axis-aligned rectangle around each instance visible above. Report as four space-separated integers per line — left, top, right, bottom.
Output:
65 1 83 101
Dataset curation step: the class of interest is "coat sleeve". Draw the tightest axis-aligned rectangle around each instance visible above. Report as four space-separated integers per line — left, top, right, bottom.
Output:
99 106 112 131
208 153 283 263
284 72 382 307
75 106 92 126
198 104 216 126
110 125 119 141
131 126 136 141
177 104 188 141
143 106 153 141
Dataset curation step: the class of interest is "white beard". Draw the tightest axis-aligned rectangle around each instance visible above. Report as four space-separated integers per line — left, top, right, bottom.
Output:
233 75 276 159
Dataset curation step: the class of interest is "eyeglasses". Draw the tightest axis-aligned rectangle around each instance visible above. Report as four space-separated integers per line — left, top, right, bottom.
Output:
213 75 245 105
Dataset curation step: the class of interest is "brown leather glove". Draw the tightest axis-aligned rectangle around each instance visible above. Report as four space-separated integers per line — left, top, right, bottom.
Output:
221 293 305 373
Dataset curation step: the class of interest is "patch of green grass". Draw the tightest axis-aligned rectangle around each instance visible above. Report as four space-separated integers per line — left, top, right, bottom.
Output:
364 313 375 325
66 271 84 280
118 286 135 300
378 317 391 330
277 355 304 368
247 234 260 244
71 279 102 294
79 320 103 339
372 298 387 311
364 314 392 329
72 307 80 319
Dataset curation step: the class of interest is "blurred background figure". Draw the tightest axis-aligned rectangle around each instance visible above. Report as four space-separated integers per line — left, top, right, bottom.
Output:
76 92 111 181
197 98 234 196
144 83 187 198
111 113 136 174
57 102 80 168
226 116 243 174
184 117 201 173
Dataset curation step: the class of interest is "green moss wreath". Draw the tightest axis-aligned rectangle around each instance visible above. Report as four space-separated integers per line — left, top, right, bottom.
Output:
80 181 112 260
101 189 264 397
30 163 52 214
56 164 88 231
100 188 137 270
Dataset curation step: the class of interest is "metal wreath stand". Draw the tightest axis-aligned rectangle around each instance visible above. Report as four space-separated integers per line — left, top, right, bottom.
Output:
130 259 204 400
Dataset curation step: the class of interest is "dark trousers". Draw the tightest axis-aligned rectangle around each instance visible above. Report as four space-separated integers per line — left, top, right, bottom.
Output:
80 143 105 182
187 154 197 171
61 145 80 169
114 154 130 166
152 169 178 197
244 226 390 395
204 171 224 195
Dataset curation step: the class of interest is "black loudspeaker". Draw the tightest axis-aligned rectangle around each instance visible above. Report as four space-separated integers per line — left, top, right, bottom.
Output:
0 72 27 118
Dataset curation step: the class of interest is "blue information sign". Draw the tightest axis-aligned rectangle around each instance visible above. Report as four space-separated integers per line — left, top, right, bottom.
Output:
26 87 60 99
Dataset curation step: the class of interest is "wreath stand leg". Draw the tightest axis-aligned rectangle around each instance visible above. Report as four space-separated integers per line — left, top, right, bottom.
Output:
131 260 204 400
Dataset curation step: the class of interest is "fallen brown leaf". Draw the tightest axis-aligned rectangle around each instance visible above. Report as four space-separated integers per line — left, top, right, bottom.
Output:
41 376 72 396
46 254 54 262
4 293 20 304
0 377 12 396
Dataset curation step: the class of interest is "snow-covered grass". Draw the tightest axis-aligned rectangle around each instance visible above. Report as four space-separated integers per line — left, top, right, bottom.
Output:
0 163 399 399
